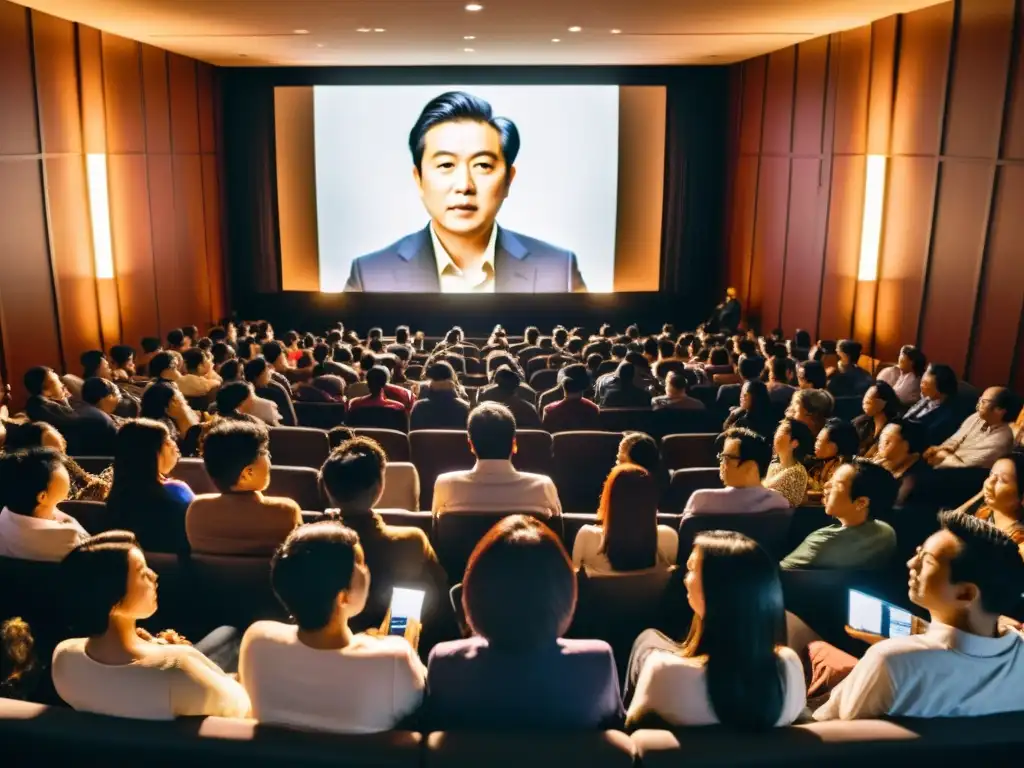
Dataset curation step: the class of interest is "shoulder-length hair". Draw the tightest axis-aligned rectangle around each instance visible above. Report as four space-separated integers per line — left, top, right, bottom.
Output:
60 531 140 636
680 531 786 730
109 419 170 494
597 464 659 571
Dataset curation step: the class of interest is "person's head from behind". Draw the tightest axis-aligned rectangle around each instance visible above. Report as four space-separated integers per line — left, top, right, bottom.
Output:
656 337 675 361
898 344 927 376
739 379 770 415
708 346 730 367
977 386 1022 427
463 515 575 649
824 459 898 526
786 388 834 435
560 363 590 399
796 360 827 390
2 421 66 454
585 353 603 374
140 381 181 423
0 448 69 517
244 357 272 388
908 511 1024 625
666 370 694 399
140 337 161 356
680 531 785 730
716 428 773 487
211 342 233 367
24 366 64 401
61 532 158 636
365 365 390 396
148 351 180 382
617 432 660 475
271 522 369 631
981 453 1024 519
523 326 539 346
768 356 789 385
312 343 332 364
814 417 861 461
493 366 520 396
467 402 516 461
737 354 764 382
772 417 815 463
862 381 900 421
215 381 255 417
262 341 285 366
319 437 387 513
113 418 179 486
598 464 660 571
82 378 120 414
202 419 270 493
425 360 456 387
395 325 410 345
80 350 111 380
615 361 637 388
166 328 188 350
181 348 211 377
836 339 863 368
876 418 928 466
409 91 518 241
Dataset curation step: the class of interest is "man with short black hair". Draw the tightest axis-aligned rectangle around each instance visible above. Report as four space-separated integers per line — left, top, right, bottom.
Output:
245 357 296 427
827 340 874 398
24 366 76 429
766 356 797 406
433 402 561 516
178 348 222 398
924 387 1019 469
483 366 541 428
348 366 407 417
186 420 301 555
542 364 601 433
598 361 653 408
814 511 1024 720
684 428 790 517
167 328 190 352
72 378 120 455
874 418 933 505
652 370 705 411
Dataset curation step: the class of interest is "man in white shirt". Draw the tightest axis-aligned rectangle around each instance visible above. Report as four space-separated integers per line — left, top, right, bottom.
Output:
177 348 222 398
815 510 1024 720
923 387 1018 469
684 428 789 517
0 447 87 562
433 402 562 516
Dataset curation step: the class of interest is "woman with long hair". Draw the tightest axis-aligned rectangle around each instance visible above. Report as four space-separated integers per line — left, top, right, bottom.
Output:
877 344 927 406
140 383 199 442
954 452 1024 545
625 531 804 729
105 419 194 555
617 432 671 492
1 420 112 501
723 380 776 439
572 464 679 573
853 382 901 458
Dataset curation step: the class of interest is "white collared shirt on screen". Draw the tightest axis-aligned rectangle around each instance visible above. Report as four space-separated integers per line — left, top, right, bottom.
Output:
430 222 497 293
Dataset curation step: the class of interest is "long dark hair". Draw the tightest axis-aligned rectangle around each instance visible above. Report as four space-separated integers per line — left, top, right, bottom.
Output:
681 531 786 730
109 419 170 496
60 531 140 636
598 465 659 571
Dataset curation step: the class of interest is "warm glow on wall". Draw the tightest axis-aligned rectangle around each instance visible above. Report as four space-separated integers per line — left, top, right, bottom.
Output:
857 155 887 282
86 153 115 279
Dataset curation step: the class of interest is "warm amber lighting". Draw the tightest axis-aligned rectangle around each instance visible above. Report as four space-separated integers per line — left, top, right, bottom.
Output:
86 154 115 280
857 155 887 282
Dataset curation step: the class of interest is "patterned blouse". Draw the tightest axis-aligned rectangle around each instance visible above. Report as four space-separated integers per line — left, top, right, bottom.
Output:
806 457 843 503
764 460 809 508
66 458 113 502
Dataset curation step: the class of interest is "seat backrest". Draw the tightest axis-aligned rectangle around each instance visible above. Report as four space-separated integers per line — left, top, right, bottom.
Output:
660 468 722 514
266 465 324 510
832 396 862 422
433 512 565 584
268 426 330 469
58 500 111 535
599 408 655 435
525 355 552 379
380 462 420 511
460 373 489 388
0 557 67 651
463 357 486 375
409 430 475 510
552 431 622 513
660 433 719 470
646 409 720 440
293 402 346 429
377 509 433 535
353 428 411 462
529 368 559 394
425 728 636 768
677 508 794 564
511 429 554 476
169 457 217 494
596 359 619 377
189 553 286 628
346 407 409 433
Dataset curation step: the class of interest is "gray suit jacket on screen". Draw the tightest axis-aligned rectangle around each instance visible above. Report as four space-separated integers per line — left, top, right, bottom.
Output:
343 225 587 293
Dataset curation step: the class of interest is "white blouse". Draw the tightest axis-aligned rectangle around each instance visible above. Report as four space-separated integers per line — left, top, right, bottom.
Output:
571 524 679 574
877 367 921 406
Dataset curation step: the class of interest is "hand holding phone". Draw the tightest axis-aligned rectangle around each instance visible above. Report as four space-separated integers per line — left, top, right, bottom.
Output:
382 587 425 650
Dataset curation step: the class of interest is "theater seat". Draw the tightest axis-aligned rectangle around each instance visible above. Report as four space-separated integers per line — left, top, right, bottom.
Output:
552 431 622 513
58 499 111 534
171 457 217 494
677 508 793 564
0 557 67 659
511 429 553 476
646 408 720 440
268 426 330 469
353 428 411 461
660 433 719 470
346 407 410 433
380 462 420 511
424 730 636 768
659 468 722 514
409 430 475 510
189 553 286 629
599 408 655 435
294 401 346 429
433 511 565 583
377 510 433 535
529 368 559 394
266 466 324 511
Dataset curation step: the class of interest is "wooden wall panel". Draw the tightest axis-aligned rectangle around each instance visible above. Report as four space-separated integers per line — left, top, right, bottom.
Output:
102 34 146 154
148 155 184 330
918 161 995 372
77 25 107 154
168 54 200 154
867 16 898 155
833 27 871 156
873 157 938 362
173 154 212 326
31 12 81 155
891 2 954 156
141 46 171 154
197 63 217 154
727 156 758 299
201 155 226 322
780 158 827 334
1004 2 1024 160
0 3 40 155
762 48 796 155
44 156 103 367
792 37 830 156
108 155 160 343
819 155 865 341
751 157 790 329
970 166 1024 386
740 57 767 155
943 0 1015 158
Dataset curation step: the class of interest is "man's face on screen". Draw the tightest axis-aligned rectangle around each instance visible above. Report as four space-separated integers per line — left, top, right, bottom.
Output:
414 119 515 238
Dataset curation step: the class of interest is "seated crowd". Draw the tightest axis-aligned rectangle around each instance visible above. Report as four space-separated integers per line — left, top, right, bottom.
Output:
0 319 1023 737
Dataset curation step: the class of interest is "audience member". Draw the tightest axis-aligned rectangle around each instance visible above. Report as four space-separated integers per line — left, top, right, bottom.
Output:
904 363 961 446
808 418 861 501
852 382 901 458
425 515 623 729
410 362 470 431
74 378 121 455
239 522 425 733
135 337 161 377
348 366 406 417
723 380 776 439
105 419 194 555
23 366 76 429
796 360 828 391
433 403 561 516
140 382 199 441
924 387 1019 469
684 429 789 516
598 362 653 408
542 364 601 433
780 459 897 569
786 388 835 437
572 464 678 573
244 357 297 427
147 351 183 385
625 531 804 728
0 447 85 561
166 328 190 353
716 354 765 413
826 340 874 398
177 349 221 398
874 419 932 505
814 512 1024 720
52 532 249 719
953 453 1024 545
652 370 705 411
186 420 301 555
1 421 112 501
617 432 670 492
763 418 813 507
485 367 542 428
766 356 797 406
877 345 927 406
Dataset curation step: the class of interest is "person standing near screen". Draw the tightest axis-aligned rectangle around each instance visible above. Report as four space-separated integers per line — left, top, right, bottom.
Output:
343 91 587 294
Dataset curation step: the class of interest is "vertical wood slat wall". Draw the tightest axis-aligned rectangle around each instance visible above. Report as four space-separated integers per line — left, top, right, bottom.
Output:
0 1 226 406
724 0 1024 390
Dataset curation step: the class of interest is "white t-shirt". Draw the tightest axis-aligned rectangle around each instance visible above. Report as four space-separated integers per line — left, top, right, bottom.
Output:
0 506 89 562
239 621 426 734
51 637 250 720
627 646 806 727
814 622 1024 721
571 524 679 573
432 460 562 516
683 486 790 517
248 395 282 426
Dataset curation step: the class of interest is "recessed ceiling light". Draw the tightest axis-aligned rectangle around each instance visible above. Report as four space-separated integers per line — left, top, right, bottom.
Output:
464 47 475 52
464 35 476 40
610 29 621 34
356 27 371 32
293 29 309 35
373 28 385 32
465 3 483 11
551 38 561 43
568 26 582 32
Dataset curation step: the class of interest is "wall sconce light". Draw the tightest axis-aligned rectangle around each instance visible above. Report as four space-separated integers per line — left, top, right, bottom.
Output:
86 153 115 279
857 154 887 282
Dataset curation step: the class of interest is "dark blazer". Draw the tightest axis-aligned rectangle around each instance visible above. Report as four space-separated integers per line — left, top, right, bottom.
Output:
410 393 470 431
67 404 118 456
904 398 961 447
344 225 587 293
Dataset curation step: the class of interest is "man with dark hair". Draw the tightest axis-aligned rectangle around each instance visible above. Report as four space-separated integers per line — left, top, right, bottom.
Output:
598 361 652 408
814 511 1024 720
904 363 961 447
136 337 162 377
684 428 789 517
766 355 797 406
148 351 182 384
652 370 705 411
781 459 897 569
410 362 471 431
925 386 1019 469
215 381 256 417
433 402 561 516
245 357 297 427
186 420 301 556
344 91 586 293
826 339 874 398
874 418 933 505
24 366 76 429
71 378 120 455
715 353 766 413
542 364 601 433
347 366 407 417
481 366 541 428
166 328 189 352
178 348 222 398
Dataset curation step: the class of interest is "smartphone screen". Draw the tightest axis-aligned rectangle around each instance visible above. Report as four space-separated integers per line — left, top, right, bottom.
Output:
848 589 915 638
387 587 426 637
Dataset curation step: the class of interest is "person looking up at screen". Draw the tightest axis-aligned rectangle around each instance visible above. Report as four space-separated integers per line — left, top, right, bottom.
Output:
344 91 586 294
